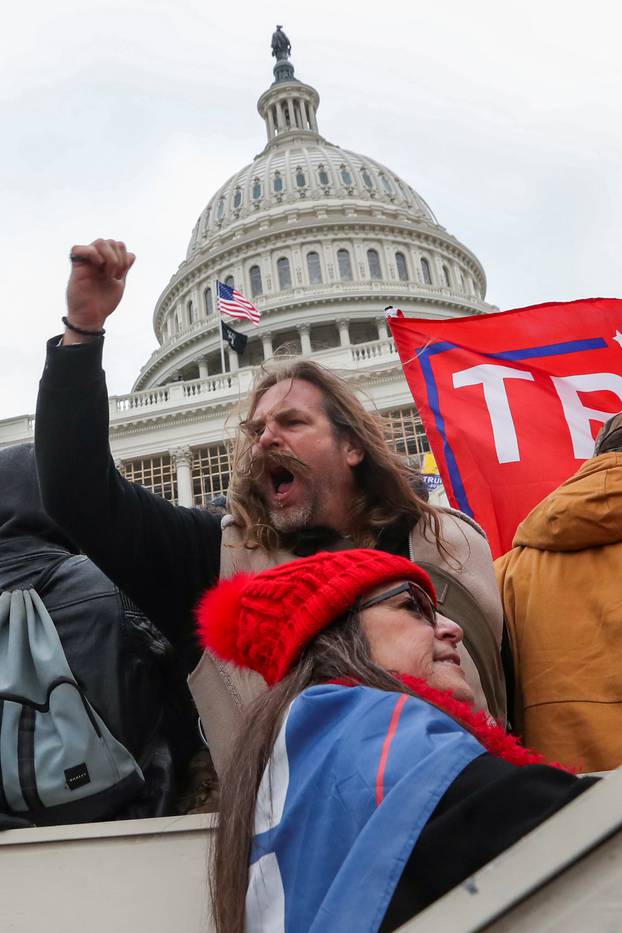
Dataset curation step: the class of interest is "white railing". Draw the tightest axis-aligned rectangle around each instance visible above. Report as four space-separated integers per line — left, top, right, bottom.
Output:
0 414 35 447
111 386 171 413
351 336 396 364
109 371 245 420
182 373 236 398
0 337 402 446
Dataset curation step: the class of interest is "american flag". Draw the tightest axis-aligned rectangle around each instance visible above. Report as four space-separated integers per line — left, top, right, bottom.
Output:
217 281 261 325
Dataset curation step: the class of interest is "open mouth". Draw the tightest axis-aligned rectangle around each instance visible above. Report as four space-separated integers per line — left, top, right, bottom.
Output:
269 465 295 499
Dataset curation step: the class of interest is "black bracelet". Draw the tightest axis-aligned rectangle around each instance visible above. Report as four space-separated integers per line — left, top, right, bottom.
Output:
62 316 106 337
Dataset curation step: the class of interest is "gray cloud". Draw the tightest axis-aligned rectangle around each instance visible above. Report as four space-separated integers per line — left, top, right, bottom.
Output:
1 0 621 418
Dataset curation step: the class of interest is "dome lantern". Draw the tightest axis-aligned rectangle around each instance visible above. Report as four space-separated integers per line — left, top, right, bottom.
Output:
258 27 320 147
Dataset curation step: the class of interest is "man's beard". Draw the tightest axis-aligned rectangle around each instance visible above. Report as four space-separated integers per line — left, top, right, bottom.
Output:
268 500 314 533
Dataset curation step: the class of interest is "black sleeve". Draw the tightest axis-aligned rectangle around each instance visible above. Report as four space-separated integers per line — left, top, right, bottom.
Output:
35 337 222 671
380 755 598 932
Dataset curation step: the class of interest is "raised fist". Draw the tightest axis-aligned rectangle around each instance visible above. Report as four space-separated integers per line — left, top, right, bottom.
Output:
66 238 136 332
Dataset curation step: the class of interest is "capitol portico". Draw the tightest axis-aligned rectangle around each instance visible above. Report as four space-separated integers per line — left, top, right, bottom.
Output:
0 31 497 505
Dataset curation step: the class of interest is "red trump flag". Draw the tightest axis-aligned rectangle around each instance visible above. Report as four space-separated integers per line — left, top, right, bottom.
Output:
389 298 622 558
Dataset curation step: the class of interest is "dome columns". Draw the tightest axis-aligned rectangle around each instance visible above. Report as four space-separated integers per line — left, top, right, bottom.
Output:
299 324 312 357
228 348 239 373
257 81 321 146
171 446 194 507
262 332 273 359
376 317 389 340
337 319 350 347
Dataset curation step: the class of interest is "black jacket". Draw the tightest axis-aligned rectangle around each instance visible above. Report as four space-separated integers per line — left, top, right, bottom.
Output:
0 444 186 819
36 337 222 675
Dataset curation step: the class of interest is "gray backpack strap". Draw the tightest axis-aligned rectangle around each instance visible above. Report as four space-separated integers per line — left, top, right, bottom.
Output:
188 520 294 777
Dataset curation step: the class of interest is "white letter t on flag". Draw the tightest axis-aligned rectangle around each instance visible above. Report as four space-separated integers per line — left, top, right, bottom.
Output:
453 364 535 463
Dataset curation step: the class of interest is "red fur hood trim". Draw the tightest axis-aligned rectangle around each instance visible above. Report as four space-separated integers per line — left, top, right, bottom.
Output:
333 675 573 772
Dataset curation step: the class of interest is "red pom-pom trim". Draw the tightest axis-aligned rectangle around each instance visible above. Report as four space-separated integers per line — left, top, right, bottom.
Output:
195 574 255 666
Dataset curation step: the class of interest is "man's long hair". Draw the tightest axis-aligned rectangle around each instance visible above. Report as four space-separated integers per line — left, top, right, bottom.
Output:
211 611 420 933
227 359 442 550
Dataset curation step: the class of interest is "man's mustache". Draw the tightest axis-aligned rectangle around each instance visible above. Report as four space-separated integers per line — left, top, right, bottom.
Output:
247 449 311 483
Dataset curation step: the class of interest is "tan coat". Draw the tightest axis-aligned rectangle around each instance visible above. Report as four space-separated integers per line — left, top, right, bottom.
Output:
496 452 622 772
190 509 506 776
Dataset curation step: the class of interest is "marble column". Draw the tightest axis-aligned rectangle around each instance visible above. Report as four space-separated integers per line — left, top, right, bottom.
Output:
228 348 239 373
267 106 276 139
337 319 350 347
376 318 389 340
299 324 312 357
172 447 194 507
198 357 209 380
262 332 273 360
287 99 295 128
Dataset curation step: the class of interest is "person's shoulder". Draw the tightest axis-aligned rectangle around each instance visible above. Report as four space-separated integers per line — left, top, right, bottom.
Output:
436 506 487 540
41 553 117 607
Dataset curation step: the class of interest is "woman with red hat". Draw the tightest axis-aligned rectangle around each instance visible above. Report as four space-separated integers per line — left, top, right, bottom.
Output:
197 549 596 933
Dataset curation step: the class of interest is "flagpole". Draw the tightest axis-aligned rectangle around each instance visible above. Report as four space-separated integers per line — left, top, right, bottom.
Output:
216 279 227 375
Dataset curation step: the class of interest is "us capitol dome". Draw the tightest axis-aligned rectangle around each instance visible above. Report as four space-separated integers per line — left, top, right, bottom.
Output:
0 29 497 506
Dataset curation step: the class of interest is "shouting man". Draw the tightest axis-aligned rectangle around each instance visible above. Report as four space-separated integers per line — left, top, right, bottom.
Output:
36 239 506 775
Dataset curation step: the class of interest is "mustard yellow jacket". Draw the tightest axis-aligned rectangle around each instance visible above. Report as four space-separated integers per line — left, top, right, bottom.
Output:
496 452 622 771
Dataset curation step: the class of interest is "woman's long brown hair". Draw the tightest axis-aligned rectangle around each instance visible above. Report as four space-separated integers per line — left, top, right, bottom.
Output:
211 612 428 933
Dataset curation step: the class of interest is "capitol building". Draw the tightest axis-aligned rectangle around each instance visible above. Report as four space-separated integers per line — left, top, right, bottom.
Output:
0 35 496 506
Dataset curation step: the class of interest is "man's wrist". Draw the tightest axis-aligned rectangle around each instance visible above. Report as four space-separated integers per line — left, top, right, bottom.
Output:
61 315 106 345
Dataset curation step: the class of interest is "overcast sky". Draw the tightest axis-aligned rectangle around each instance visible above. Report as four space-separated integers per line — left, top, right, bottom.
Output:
2 0 621 420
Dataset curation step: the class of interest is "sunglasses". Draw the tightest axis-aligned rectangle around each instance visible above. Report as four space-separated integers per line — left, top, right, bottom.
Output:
357 581 436 626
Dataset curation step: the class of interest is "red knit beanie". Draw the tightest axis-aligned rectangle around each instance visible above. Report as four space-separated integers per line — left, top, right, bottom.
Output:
196 549 435 686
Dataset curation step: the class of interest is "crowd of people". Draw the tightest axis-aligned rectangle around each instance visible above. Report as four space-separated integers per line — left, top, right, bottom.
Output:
0 237 617 927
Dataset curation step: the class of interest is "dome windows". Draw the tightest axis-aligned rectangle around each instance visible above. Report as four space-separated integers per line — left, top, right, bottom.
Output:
187 299 195 323
277 257 292 290
318 165 330 187
361 168 374 190
367 249 382 280
249 265 263 297
233 188 242 209
380 174 394 195
420 257 432 285
225 275 235 289
442 264 451 287
340 165 353 186
337 248 353 281
252 179 262 201
273 172 284 194
216 197 225 220
295 167 306 188
204 287 213 316
395 252 409 282
306 251 322 285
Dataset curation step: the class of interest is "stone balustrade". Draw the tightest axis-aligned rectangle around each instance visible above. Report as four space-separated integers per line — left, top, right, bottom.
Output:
0 335 401 448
